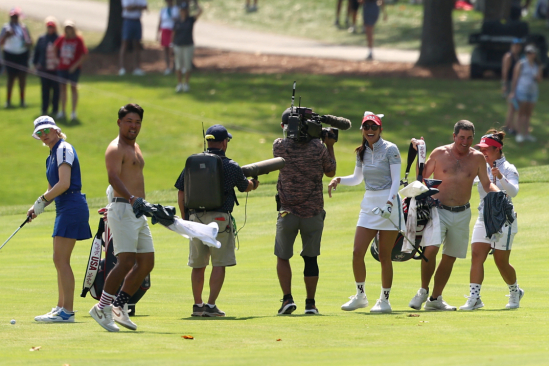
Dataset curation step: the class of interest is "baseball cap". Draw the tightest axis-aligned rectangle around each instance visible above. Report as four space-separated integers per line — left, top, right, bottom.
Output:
180 2 188 9
525 44 537 53
361 111 384 129
476 134 503 149
64 19 76 28
205 125 232 142
9 8 21 16
512 38 524 44
32 116 61 140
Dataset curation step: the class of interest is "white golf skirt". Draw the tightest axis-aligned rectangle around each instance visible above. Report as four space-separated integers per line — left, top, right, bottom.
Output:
357 189 405 231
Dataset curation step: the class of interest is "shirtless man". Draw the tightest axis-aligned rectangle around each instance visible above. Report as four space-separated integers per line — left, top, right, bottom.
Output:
408 120 498 311
89 103 154 332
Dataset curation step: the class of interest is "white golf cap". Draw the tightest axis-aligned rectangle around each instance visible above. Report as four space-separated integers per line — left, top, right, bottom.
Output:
32 115 61 140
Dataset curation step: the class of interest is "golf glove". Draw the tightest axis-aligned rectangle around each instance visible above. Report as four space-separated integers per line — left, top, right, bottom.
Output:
381 204 392 219
33 196 46 216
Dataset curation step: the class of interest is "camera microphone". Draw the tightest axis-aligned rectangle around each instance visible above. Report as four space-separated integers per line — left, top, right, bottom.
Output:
241 158 286 179
320 115 352 130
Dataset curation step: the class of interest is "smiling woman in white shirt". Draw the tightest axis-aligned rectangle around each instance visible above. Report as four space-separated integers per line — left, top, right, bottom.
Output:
328 111 404 314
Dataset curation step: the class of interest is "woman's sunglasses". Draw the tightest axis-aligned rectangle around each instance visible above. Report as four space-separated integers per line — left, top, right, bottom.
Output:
36 128 51 137
362 124 380 131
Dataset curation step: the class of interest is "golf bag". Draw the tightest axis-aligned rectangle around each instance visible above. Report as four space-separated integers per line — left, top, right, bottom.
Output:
370 142 437 262
81 214 150 316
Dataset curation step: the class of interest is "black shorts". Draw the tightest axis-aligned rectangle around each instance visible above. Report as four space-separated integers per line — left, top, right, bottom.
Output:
349 0 360 11
2 50 29 75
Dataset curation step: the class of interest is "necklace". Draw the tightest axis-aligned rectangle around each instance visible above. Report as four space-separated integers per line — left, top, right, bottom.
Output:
450 144 470 168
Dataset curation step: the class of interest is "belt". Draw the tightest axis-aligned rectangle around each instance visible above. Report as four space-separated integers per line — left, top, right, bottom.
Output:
62 190 81 195
189 209 230 214
440 203 470 212
112 197 130 204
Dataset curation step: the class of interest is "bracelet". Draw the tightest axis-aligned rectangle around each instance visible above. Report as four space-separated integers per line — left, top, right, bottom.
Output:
129 195 135 203
41 195 49 203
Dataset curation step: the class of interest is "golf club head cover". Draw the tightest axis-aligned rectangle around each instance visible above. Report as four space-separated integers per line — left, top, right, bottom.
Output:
417 142 427 181
406 142 418 174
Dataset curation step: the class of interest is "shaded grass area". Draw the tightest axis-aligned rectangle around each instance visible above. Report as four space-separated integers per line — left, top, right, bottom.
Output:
1 72 549 207
0 182 548 365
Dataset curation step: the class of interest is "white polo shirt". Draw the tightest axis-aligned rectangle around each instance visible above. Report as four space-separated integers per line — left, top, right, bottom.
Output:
122 0 148 19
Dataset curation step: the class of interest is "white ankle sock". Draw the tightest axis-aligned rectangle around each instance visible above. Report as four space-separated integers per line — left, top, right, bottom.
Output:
381 287 391 300
508 281 519 293
469 283 481 298
356 282 366 297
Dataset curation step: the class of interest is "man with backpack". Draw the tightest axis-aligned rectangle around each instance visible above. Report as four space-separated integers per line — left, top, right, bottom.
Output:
174 124 259 317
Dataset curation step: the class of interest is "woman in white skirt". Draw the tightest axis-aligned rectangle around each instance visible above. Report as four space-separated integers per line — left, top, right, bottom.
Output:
328 111 404 313
460 130 521 311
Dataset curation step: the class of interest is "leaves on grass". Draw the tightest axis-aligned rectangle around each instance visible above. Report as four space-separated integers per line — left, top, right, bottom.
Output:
276 339 282 341
182 335 194 339
408 313 420 317
29 346 41 351
420 321 429 323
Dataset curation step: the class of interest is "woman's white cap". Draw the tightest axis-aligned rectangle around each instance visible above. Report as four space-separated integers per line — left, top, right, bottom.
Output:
32 115 61 140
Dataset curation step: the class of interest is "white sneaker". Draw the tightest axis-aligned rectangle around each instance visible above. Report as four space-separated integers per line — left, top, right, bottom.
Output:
424 295 457 311
183 83 190 92
524 134 537 142
35 306 61 321
132 68 145 76
112 304 137 330
70 112 77 121
515 134 525 143
409 288 429 310
459 296 484 311
175 83 183 93
37 308 75 322
89 304 119 332
506 288 524 309
118 68 126 76
163 68 172 75
341 294 368 311
370 298 392 313
56 111 65 120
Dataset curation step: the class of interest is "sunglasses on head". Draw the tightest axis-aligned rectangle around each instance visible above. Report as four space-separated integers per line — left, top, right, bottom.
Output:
362 124 379 131
36 128 51 137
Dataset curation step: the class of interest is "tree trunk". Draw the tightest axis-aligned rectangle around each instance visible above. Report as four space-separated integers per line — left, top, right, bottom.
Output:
416 0 459 66
94 0 122 53
483 0 511 21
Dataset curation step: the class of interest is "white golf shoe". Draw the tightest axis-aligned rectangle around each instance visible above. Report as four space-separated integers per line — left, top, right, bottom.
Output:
506 288 524 309
459 296 484 311
341 295 368 311
89 304 119 332
370 298 392 313
409 288 429 310
424 295 457 311
34 306 61 321
112 304 137 330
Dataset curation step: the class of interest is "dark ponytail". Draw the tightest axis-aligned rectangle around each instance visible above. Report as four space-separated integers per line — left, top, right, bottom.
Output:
355 136 367 162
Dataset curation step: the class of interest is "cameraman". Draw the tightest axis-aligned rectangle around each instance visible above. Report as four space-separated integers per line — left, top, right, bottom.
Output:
274 108 337 315
174 125 259 317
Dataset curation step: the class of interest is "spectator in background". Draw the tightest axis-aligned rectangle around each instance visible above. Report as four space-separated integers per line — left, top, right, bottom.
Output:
119 0 148 76
508 44 543 143
54 20 87 121
172 2 202 93
347 0 360 33
157 0 179 75
335 0 348 28
362 0 387 61
245 0 258 12
509 0 532 20
0 8 32 108
501 38 523 136
33 17 60 116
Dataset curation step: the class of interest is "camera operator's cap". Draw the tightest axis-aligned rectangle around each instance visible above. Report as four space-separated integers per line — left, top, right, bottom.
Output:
205 124 233 142
361 111 384 128
476 134 503 149
32 115 61 140
525 44 537 53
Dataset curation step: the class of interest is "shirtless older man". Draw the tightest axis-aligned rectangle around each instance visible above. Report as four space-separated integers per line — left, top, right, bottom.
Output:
409 120 498 311
90 104 154 332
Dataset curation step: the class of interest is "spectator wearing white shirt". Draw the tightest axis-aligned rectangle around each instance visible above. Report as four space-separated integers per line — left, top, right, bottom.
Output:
119 0 148 76
157 0 179 75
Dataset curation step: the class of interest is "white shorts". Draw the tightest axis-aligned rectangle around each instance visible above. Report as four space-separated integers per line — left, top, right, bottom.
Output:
471 216 518 251
107 201 154 256
173 45 194 72
422 207 471 259
356 190 405 231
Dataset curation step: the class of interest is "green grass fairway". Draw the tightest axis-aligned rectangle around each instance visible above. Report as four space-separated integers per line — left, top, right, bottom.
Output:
1 182 549 365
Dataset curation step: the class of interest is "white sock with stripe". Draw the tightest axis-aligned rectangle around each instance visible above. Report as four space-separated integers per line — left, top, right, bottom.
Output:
98 291 116 310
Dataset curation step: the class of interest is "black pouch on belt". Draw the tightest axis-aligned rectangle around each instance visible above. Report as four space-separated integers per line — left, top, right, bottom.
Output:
275 193 281 211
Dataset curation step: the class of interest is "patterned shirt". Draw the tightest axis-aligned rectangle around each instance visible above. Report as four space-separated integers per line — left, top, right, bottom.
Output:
273 138 336 218
175 148 249 213
357 137 401 191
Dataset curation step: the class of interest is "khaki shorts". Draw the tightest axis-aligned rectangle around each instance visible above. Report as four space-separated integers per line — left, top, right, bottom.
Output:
274 211 325 260
423 207 471 259
173 45 194 72
471 216 518 251
107 202 154 256
188 211 235 268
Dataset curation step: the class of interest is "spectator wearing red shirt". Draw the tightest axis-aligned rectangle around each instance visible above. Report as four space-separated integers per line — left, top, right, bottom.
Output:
54 20 87 121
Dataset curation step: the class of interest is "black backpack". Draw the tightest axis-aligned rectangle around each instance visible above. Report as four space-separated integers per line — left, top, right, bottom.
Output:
81 217 150 316
184 153 225 210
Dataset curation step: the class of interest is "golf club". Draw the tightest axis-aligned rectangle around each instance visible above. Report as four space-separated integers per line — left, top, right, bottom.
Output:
372 207 428 262
0 217 31 251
